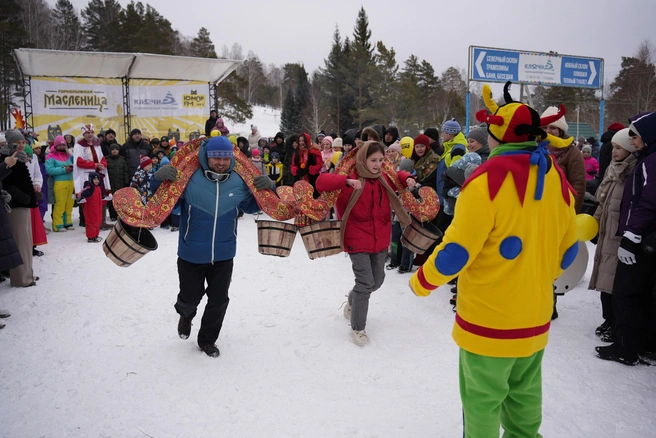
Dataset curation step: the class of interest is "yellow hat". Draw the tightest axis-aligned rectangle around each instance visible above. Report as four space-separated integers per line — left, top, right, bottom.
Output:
228 134 237 145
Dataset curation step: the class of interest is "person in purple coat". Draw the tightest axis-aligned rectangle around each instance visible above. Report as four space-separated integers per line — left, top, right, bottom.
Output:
596 111 656 366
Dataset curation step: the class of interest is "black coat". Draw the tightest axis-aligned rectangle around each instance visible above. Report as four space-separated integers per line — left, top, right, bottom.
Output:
0 163 23 271
121 138 153 177
106 154 130 192
598 130 616 181
0 155 37 209
205 116 218 137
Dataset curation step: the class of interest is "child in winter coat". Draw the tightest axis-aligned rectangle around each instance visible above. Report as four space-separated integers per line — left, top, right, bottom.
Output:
583 144 599 181
316 141 415 346
251 149 266 175
105 144 129 221
266 152 284 186
588 128 637 343
130 156 154 205
79 172 104 242
262 145 271 165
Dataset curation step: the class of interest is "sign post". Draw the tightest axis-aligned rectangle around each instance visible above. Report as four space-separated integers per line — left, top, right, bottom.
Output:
467 46 604 137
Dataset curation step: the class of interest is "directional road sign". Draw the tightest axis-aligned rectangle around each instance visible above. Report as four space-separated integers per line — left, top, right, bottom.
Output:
469 46 603 89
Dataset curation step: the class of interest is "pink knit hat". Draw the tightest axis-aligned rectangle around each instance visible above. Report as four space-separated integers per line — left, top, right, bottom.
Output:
53 135 66 147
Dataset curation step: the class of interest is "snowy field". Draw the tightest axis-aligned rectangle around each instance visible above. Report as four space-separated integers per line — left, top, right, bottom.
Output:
228 106 282 139
1 211 655 438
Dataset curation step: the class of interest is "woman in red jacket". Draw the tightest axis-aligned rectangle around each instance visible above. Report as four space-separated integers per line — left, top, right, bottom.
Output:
316 141 415 346
291 132 323 198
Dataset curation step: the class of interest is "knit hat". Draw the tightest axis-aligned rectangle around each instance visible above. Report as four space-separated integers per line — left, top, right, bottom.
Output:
317 132 325 139
387 143 402 155
251 149 260 157
442 118 462 135
423 127 440 143
467 126 488 146
130 128 141 137
105 128 116 137
476 82 554 144
160 136 169 142
206 135 233 158
607 122 625 132
581 145 592 154
342 133 355 147
271 152 280 160
251 124 258 131
414 134 431 148
398 158 415 172
109 144 120 152
228 135 237 145
81 124 95 135
611 128 635 153
154 148 166 156
5 129 24 145
53 135 66 147
540 106 568 133
139 156 153 168
322 136 333 146
24 145 33 156
332 138 343 149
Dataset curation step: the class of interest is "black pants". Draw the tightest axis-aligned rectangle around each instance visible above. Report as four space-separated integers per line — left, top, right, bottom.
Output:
108 200 118 220
612 251 656 354
175 257 234 346
601 292 613 324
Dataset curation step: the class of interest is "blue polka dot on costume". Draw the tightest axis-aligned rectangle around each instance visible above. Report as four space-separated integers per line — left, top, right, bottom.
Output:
435 243 469 276
561 242 579 270
499 236 523 260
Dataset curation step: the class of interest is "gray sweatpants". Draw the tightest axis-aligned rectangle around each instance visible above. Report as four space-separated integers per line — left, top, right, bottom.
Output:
348 250 387 331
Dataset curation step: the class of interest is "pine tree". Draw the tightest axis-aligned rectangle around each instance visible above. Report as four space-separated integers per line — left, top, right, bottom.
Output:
52 0 83 51
0 0 30 128
190 27 217 58
348 7 375 128
81 0 122 51
280 88 301 135
366 41 399 125
320 26 355 135
215 72 253 124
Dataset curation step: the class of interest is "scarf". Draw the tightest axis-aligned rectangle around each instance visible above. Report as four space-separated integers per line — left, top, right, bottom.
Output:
339 141 412 250
489 141 552 200
413 148 440 182
595 154 636 210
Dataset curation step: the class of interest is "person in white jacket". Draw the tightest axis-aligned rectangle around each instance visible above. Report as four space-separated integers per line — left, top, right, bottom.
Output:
248 125 261 152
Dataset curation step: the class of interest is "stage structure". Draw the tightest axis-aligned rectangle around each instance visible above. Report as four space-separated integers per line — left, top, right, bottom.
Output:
467 46 604 138
13 49 242 142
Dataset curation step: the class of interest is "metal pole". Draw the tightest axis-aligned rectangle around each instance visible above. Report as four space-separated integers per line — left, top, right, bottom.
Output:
576 106 580 141
599 99 605 140
466 91 471 134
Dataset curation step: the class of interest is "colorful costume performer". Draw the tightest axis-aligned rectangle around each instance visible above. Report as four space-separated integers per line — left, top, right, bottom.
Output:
409 82 578 437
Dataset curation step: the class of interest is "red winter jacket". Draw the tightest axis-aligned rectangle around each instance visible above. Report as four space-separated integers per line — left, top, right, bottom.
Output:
316 171 410 254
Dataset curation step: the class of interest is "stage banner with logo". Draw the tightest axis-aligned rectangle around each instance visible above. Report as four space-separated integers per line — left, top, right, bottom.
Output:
31 77 124 141
29 77 209 144
129 79 208 144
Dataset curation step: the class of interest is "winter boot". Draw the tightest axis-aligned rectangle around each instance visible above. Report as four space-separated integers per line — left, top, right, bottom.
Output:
0 320 4 329
32 247 44 257
638 351 656 366
595 320 612 336
386 263 399 270
0 309 10 318
200 344 220 358
595 344 638 366
600 327 614 343
87 237 102 243
342 292 352 319
178 316 192 340
397 266 411 274
351 329 370 346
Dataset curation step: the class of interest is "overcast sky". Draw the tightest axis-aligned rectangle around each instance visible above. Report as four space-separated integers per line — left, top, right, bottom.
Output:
67 0 655 88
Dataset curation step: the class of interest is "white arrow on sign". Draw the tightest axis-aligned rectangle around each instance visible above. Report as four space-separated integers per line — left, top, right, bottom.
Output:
475 51 486 78
588 61 597 85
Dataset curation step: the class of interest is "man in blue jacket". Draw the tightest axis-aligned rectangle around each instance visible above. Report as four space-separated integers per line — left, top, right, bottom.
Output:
154 135 275 357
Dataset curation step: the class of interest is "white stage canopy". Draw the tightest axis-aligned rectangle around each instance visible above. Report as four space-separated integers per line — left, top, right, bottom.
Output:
13 48 241 84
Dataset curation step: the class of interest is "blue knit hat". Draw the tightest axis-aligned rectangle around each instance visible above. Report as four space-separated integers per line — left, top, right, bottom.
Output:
206 136 233 158
442 118 462 135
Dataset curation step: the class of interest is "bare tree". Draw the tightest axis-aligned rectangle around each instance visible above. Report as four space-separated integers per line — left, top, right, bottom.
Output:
265 64 284 109
307 72 328 136
21 0 53 49
240 51 264 104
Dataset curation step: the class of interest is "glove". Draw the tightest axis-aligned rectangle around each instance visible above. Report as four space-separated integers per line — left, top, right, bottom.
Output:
1 190 11 205
296 167 308 177
154 165 178 182
15 151 27 163
35 192 44 202
0 145 11 156
65 165 73 173
618 232 641 265
254 175 276 191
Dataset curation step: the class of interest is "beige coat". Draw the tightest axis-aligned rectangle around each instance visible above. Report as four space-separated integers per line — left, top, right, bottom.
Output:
588 154 637 293
555 144 586 213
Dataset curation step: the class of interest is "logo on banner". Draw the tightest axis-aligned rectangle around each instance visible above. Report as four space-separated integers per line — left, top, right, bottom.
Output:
133 91 178 107
524 60 554 71
182 90 206 108
44 89 108 112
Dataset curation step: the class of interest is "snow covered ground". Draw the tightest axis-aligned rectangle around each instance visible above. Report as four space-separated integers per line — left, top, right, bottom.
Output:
228 106 282 139
1 211 655 438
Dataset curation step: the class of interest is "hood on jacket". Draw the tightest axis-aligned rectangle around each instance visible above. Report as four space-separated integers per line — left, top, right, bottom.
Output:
629 111 656 155
274 132 285 143
236 136 249 150
88 171 101 182
198 139 235 173
384 127 400 146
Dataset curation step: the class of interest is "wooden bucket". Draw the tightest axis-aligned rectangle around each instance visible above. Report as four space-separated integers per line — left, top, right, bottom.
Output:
401 217 442 255
103 221 158 267
257 220 297 257
299 220 342 260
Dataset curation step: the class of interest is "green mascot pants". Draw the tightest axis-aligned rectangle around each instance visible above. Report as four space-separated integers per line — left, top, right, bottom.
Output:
459 348 545 438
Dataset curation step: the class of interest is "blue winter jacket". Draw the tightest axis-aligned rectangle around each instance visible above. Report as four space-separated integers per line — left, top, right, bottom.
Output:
177 140 260 264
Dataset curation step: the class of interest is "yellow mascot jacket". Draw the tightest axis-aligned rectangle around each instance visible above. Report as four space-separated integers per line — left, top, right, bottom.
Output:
410 142 578 358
